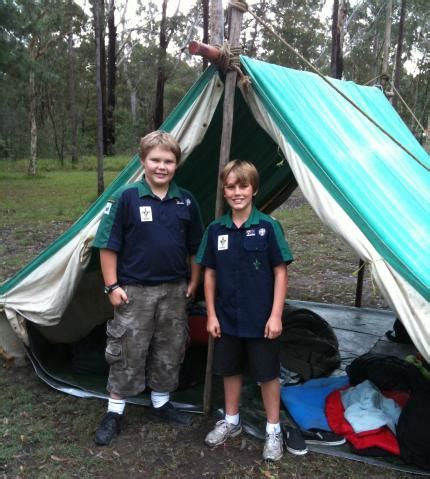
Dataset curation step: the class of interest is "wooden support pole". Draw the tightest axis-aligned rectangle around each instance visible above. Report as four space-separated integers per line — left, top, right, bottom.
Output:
202 5 244 416
354 259 365 307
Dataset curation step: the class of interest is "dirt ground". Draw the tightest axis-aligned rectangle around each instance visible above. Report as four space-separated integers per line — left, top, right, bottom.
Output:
0 192 413 478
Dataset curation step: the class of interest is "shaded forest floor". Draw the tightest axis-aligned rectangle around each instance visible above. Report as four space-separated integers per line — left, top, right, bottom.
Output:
1 190 412 479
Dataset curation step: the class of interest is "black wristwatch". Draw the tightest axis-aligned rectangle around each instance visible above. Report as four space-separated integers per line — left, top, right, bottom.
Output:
104 282 120 294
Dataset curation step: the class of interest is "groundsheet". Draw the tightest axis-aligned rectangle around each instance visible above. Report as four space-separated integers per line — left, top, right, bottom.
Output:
27 300 428 475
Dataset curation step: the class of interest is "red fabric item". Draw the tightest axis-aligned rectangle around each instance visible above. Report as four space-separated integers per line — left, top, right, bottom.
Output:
326 389 402 455
188 315 208 345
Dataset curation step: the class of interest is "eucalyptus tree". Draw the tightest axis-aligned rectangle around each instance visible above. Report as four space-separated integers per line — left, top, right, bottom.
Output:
243 0 326 70
12 0 85 174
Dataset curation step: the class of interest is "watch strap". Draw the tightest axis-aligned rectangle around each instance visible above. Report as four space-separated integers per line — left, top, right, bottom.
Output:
104 282 120 294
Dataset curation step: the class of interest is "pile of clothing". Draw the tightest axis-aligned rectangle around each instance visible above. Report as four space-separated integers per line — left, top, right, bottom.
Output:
281 353 430 470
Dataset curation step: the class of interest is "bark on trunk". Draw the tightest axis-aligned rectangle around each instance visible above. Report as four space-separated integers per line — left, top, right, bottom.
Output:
106 0 116 155
202 0 209 71
28 69 37 176
392 0 406 109
68 30 78 164
209 0 224 46
382 0 392 82
153 0 168 130
330 0 339 78
99 0 107 155
94 0 105 194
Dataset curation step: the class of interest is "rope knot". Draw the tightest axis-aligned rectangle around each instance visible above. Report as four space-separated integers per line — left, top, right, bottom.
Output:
213 42 251 88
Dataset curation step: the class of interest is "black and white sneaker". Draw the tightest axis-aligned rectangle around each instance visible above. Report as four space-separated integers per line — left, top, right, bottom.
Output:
281 424 308 456
301 428 346 446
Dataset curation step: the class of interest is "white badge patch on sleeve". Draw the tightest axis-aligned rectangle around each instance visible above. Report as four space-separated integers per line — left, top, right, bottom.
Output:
139 206 153 222
217 234 228 251
103 202 113 215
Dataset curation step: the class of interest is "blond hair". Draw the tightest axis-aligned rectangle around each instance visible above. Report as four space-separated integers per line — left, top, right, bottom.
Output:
220 160 259 193
139 130 181 163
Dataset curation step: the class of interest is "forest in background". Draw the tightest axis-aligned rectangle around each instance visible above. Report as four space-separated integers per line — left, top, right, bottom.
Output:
0 0 428 173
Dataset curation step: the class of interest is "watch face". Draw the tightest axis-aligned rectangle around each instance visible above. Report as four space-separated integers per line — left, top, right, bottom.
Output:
104 286 110 294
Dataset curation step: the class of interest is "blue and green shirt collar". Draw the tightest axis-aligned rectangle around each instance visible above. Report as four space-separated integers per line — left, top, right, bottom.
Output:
137 176 182 200
219 205 262 229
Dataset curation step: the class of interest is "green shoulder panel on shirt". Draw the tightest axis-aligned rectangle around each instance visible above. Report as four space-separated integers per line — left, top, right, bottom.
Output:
195 228 209 263
93 182 140 249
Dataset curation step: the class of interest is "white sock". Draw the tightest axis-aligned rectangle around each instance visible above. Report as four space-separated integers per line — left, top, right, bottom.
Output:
151 391 170 408
266 422 281 434
108 398 125 415
225 413 240 426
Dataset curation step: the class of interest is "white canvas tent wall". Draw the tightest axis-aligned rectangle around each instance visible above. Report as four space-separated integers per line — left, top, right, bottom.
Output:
1 56 429 363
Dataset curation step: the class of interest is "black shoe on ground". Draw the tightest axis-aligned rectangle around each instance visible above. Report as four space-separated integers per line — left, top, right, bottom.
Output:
301 428 346 446
281 424 308 456
95 412 122 446
151 402 192 426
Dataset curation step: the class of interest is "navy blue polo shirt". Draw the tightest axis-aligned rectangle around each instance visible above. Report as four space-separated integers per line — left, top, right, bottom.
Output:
196 206 293 338
94 178 204 285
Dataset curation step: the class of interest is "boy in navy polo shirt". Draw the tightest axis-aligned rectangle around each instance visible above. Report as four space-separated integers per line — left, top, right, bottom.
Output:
196 160 293 461
93 131 203 446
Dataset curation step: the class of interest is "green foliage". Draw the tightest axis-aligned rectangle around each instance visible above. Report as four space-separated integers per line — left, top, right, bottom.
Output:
0 0 427 165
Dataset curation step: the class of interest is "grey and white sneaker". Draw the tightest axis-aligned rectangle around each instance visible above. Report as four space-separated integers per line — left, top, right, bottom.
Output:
263 431 284 461
205 419 242 447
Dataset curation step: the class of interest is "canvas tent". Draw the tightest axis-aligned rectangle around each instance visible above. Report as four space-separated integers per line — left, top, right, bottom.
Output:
1 56 429 368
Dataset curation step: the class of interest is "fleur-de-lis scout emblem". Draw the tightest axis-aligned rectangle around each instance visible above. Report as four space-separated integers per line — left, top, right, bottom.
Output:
139 206 153 222
253 258 261 270
217 234 228 250
103 202 113 215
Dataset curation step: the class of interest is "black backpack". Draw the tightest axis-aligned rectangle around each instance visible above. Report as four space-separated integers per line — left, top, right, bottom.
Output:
397 391 430 470
279 304 340 381
346 353 429 394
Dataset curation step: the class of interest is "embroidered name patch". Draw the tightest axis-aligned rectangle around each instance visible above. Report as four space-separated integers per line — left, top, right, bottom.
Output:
217 235 228 251
103 202 113 215
139 206 153 222
246 229 256 237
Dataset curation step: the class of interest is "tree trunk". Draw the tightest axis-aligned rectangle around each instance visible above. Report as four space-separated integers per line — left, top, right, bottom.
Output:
68 29 78 164
382 0 392 77
28 69 37 176
392 0 406 109
99 0 107 154
106 0 116 155
202 0 209 71
330 0 345 79
209 0 224 45
94 0 105 194
330 0 339 78
47 97 64 165
336 0 345 79
153 0 168 130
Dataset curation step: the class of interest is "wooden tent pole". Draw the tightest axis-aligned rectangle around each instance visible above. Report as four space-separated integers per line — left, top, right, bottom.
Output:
202 5 244 416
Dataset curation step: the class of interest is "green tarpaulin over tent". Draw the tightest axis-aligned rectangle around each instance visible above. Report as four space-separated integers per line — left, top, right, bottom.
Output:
1 56 429 363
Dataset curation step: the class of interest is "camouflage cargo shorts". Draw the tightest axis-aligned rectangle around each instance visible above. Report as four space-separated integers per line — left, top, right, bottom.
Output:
105 281 188 397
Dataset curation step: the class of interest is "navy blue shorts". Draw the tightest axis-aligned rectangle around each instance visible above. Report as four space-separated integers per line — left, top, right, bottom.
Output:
213 334 280 383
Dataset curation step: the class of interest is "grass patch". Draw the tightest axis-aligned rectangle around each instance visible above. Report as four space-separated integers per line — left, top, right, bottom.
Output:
0 161 123 226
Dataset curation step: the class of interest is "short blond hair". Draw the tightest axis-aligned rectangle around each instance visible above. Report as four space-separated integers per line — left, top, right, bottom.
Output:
139 130 181 163
220 160 259 193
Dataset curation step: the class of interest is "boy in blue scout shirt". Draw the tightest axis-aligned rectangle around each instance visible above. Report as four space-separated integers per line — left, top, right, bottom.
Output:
93 131 204 446
196 160 293 461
